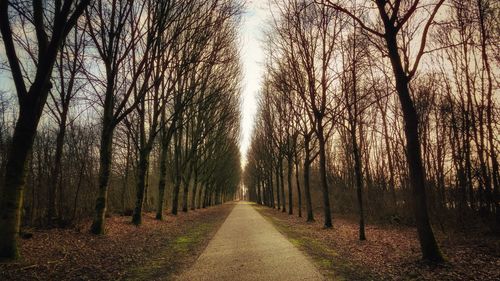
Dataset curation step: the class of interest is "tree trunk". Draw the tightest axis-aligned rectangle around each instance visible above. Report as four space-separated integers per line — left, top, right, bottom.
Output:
0 105 41 259
48 112 68 224
182 177 190 212
287 155 293 215
384 30 443 262
122 136 131 213
171 121 182 215
90 119 114 234
275 165 280 209
191 168 198 211
317 125 332 228
304 135 314 222
268 172 275 208
352 128 366 240
156 124 173 219
172 168 181 214
279 158 286 212
294 151 302 218
132 147 151 225
381 104 397 208
198 183 204 209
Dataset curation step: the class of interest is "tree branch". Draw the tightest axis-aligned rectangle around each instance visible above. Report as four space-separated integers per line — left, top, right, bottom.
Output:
320 0 384 37
0 0 28 100
408 0 444 79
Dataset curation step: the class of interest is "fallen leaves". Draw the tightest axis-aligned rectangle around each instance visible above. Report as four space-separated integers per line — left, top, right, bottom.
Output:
0 204 234 281
258 206 500 281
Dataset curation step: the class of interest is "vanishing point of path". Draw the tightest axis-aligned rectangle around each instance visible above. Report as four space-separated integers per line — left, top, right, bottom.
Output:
177 201 325 281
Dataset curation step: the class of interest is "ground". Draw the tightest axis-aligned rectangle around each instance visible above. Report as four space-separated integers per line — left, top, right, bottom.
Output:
256 205 500 281
176 201 324 281
0 204 234 281
1 202 498 280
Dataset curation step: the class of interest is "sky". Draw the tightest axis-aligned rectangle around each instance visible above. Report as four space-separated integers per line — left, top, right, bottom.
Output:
0 1 270 168
238 0 271 168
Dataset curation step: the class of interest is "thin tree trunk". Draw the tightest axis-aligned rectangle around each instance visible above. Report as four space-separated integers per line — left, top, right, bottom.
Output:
132 147 151 225
90 118 114 234
191 168 198 210
280 158 286 213
268 170 275 208
287 155 293 215
381 104 397 208
198 182 204 209
156 147 168 219
304 135 314 222
48 113 67 224
122 135 131 213
317 125 332 228
352 128 366 240
182 176 190 212
275 165 280 209
172 130 181 215
294 150 302 218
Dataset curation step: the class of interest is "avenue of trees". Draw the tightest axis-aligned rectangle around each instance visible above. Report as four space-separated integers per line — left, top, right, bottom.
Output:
0 0 242 260
244 0 499 263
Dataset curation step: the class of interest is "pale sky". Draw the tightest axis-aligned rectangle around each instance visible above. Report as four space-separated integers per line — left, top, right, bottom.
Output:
0 2 271 168
239 0 271 168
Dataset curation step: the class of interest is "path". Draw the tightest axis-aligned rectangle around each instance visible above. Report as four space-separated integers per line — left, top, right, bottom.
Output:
176 201 325 281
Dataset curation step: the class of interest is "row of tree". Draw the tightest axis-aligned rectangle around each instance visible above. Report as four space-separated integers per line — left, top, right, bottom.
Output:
0 0 242 260
244 0 498 263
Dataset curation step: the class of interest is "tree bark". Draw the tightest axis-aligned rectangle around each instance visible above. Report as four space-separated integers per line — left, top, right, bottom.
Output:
0 105 42 259
287 155 293 215
191 168 198 210
294 149 302 218
156 137 168 219
48 111 68 223
0 0 90 258
317 124 332 228
304 135 314 222
132 147 151 225
275 165 280 209
352 127 366 240
172 113 183 215
383 29 443 262
279 158 286 213
90 118 114 234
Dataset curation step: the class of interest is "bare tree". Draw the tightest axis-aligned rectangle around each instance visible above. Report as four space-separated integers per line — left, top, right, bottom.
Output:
0 0 90 260
321 0 445 261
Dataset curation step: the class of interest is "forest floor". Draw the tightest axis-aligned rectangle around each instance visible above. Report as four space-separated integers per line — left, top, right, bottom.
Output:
256 205 500 281
0 203 234 281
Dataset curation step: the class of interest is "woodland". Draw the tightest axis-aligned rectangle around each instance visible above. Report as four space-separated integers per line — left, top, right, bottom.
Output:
0 0 499 280
244 0 499 268
0 0 241 260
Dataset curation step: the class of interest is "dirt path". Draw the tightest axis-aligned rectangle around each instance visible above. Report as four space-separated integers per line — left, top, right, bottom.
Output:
176 201 325 281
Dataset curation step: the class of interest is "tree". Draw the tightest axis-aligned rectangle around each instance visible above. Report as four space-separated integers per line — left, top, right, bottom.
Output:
321 0 445 262
269 0 342 227
0 0 90 260
46 18 88 225
86 0 154 234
